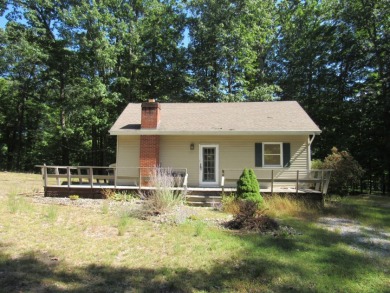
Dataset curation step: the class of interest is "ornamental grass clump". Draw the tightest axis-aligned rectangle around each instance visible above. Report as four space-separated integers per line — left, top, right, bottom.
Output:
236 168 263 206
142 168 186 215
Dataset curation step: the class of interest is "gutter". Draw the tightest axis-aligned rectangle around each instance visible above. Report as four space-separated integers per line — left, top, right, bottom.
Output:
109 130 322 136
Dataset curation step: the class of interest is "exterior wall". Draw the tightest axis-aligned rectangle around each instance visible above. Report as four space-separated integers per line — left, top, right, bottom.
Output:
115 134 310 187
116 136 140 185
159 135 309 187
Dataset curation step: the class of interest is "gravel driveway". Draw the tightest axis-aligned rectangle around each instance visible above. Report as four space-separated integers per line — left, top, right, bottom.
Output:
317 217 390 257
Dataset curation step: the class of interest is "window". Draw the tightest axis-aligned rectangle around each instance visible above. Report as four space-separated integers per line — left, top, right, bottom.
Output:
263 143 282 167
255 142 291 168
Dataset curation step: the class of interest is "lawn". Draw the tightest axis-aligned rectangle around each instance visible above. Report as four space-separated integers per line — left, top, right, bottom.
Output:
0 172 389 292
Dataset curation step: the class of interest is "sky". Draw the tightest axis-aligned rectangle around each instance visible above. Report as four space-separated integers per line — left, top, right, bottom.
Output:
0 15 7 28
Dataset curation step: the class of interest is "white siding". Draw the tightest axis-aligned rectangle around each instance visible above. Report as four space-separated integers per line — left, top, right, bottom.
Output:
115 135 310 187
116 136 140 185
159 135 308 187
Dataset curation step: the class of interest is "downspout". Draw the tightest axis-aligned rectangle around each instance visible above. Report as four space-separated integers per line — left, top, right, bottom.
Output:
307 134 316 172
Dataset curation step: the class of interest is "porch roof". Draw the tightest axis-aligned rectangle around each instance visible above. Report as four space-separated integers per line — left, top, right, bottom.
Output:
109 101 321 135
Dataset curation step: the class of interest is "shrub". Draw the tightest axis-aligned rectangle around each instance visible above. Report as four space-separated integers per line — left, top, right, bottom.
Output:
102 189 137 202
142 168 185 215
69 194 79 200
236 168 263 206
316 147 364 194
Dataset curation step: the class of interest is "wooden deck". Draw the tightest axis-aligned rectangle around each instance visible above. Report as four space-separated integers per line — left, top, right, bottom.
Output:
37 165 332 203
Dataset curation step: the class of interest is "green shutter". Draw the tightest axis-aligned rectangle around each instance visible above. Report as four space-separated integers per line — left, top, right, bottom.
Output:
283 143 291 167
255 143 263 167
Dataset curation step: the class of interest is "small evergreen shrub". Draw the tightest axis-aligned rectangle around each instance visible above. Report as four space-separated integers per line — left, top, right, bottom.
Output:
236 168 263 206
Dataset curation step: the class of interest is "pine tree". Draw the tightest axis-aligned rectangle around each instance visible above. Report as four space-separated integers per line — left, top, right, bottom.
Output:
236 168 263 206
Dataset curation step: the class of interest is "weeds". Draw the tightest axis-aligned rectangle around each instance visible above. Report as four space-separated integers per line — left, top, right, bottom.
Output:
7 192 18 213
45 205 58 223
102 189 137 202
193 221 206 237
221 193 240 214
117 216 130 236
117 209 134 236
101 201 110 214
7 192 33 214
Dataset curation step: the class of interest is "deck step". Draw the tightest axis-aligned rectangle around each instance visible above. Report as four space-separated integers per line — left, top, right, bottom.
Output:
186 194 222 207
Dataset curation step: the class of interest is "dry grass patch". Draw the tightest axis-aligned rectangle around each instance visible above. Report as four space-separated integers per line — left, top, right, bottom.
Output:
0 172 42 197
263 194 322 220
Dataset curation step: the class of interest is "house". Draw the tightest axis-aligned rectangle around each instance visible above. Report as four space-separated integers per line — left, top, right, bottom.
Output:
109 100 322 190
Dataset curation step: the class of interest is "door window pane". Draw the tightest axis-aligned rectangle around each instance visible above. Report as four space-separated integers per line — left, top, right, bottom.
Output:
203 148 215 182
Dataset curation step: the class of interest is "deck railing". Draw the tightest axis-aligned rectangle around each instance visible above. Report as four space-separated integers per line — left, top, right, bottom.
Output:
221 169 332 195
36 165 188 190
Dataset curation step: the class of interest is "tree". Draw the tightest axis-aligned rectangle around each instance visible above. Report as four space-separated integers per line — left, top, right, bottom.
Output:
187 0 279 102
236 168 263 205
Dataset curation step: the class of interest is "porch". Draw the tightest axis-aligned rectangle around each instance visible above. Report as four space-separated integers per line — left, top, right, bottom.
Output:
36 165 332 203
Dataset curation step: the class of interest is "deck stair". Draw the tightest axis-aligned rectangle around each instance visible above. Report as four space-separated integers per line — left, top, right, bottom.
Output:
185 191 223 207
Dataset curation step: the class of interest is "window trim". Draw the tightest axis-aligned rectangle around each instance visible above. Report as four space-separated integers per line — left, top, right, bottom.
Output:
262 142 283 168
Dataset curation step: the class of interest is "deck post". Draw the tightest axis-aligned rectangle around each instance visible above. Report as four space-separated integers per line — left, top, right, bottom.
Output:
89 167 93 188
183 172 188 194
67 166 71 188
114 167 117 188
221 170 225 194
296 170 299 195
55 167 60 185
271 170 274 196
77 167 82 184
322 170 331 195
321 170 324 193
43 164 47 188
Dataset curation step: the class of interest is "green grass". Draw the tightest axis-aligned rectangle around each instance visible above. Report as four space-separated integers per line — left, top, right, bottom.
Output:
0 172 389 292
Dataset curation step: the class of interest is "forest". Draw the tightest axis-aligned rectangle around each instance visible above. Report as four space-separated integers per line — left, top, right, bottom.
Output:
0 0 388 191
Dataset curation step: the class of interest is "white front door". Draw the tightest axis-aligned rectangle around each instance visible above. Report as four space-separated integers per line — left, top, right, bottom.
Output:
199 145 219 186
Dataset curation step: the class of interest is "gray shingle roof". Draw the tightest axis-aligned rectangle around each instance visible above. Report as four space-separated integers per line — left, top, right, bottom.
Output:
109 101 321 135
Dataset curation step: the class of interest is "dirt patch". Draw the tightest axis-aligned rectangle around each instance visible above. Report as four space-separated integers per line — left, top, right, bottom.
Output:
317 217 390 257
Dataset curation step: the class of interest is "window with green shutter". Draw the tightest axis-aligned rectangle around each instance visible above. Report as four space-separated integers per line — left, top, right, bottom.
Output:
255 142 291 168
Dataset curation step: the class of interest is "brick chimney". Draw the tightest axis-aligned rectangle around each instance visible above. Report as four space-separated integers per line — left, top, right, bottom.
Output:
141 99 161 129
140 99 160 185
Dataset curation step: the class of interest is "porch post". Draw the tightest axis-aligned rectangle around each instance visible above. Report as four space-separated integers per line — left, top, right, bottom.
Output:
55 167 60 185
114 166 117 188
221 170 225 194
43 164 47 188
89 167 93 188
67 166 71 188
